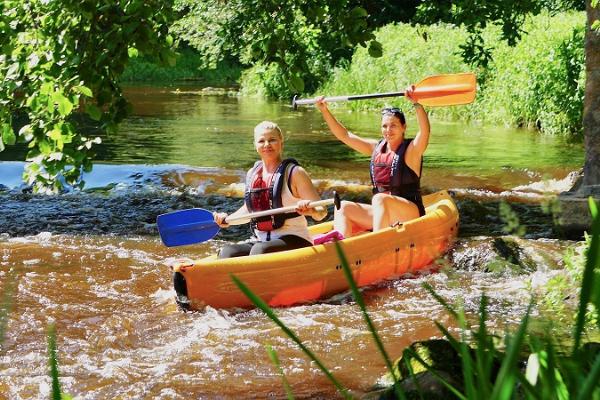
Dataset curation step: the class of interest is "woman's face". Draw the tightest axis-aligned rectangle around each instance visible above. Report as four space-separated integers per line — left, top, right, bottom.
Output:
254 129 283 160
381 114 406 144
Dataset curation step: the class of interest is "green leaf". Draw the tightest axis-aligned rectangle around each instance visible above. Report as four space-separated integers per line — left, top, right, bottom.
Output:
38 139 52 155
73 85 93 97
368 41 383 58
48 128 63 142
350 7 368 19
128 47 139 58
86 104 102 121
2 123 16 146
52 92 74 116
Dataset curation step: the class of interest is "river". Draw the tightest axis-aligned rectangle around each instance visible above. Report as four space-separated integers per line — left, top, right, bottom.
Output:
0 84 585 399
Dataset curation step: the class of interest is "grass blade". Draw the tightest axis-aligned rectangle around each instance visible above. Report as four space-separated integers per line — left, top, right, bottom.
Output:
576 352 600 400
334 242 399 387
426 286 476 399
266 344 295 400
474 295 493 396
231 274 353 399
574 197 600 351
402 347 468 400
423 283 460 321
0 272 17 354
48 323 62 400
489 302 532 400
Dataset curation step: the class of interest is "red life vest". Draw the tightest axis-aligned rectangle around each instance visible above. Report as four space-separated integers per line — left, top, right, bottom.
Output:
244 158 300 231
370 139 426 216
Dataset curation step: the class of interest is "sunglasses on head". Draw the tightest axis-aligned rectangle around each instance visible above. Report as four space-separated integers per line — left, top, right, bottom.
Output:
381 107 405 123
381 107 403 116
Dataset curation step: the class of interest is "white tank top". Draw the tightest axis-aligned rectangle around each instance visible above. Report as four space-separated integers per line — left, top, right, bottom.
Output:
253 164 313 243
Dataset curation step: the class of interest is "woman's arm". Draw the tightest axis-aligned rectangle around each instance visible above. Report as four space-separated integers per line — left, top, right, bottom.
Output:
405 85 431 172
315 97 378 156
290 166 328 221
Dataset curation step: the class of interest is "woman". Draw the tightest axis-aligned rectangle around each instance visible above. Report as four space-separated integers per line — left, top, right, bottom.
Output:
213 121 327 258
315 85 430 238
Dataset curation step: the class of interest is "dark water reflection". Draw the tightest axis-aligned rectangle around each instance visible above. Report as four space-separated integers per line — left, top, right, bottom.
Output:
0 84 587 399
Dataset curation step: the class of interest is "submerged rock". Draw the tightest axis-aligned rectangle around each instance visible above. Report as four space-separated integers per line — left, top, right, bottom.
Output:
448 236 557 274
0 191 248 241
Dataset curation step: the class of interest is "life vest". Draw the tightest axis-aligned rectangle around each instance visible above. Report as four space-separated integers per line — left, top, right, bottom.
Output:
370 139 426 216
244 158 300 231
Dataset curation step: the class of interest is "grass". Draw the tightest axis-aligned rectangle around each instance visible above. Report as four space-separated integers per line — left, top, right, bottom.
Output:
232 197 600 399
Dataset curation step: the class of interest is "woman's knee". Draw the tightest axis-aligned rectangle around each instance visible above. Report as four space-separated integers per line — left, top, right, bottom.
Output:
372 193 391 208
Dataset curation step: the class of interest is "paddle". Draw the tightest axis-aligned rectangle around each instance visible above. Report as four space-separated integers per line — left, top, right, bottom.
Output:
157 192 341 247
292 72 476 109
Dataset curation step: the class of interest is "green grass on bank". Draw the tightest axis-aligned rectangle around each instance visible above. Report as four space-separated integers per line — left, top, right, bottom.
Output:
121 48 242 86
317 12 585 137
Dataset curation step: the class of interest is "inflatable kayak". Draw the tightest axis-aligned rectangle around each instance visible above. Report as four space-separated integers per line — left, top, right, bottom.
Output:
171 190 458 310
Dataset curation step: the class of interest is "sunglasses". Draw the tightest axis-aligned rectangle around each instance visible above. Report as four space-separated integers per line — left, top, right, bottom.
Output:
381 107 406 124
381 107 403 116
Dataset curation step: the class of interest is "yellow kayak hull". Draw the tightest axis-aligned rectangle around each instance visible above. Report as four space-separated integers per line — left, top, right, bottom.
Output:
172 190 459 310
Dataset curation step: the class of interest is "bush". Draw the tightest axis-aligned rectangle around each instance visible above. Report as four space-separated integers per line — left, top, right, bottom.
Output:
121 48 242 85
317 12 585 137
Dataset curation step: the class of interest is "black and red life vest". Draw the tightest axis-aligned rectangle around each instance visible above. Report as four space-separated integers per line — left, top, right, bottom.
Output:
370 139 426 216
244 158 300 231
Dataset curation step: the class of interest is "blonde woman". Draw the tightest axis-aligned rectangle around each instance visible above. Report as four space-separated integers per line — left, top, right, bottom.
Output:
213 121 327 257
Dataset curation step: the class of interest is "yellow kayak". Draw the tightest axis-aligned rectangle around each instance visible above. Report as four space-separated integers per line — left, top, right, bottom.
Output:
171 190 459 310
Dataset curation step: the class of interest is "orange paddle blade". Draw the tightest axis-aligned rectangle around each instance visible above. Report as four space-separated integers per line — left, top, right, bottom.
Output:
413 73 477 107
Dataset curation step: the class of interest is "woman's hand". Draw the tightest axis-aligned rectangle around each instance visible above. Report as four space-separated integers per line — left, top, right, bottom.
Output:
213 211 229 228
295 199 314 216
405 84 419 105
314 95 328 112
295 199 327 221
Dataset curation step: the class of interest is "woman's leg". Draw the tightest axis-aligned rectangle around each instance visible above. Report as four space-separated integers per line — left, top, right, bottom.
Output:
371 193 420 231
218 243 253 258
333 200 373 238
249 235 312 255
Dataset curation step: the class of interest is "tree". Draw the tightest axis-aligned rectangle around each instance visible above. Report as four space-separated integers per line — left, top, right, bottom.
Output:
0 0 175 192
395 0 599 234
171 0 418 97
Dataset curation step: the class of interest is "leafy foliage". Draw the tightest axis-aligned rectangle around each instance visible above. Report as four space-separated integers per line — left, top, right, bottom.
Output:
413 0 584 67
171 0 386 98
0 0 175 191
320 12 585 136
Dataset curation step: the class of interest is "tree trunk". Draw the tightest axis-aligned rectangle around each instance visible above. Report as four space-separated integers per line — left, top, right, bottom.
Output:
582 1 600 191
557 1 600 237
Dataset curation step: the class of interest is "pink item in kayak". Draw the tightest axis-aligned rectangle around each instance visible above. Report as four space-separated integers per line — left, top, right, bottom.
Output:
313 230 345 245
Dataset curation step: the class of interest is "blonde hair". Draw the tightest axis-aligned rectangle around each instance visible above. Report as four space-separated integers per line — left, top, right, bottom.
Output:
254 121 283 141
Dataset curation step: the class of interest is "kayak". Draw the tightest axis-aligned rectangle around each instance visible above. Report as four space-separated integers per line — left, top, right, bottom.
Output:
171 190 459 310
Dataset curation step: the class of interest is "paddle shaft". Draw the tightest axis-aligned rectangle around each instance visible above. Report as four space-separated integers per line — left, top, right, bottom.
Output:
294 91 405 107
292 73 476 109
225 198 335 225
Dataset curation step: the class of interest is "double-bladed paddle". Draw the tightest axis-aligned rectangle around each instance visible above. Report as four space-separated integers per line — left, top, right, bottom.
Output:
292 72 476 109
157 193 341 247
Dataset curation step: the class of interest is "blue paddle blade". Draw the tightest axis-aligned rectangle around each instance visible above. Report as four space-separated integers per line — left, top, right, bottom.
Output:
156 208 221 247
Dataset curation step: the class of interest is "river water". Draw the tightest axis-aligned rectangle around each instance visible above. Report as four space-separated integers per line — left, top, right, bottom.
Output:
0 85 585 399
